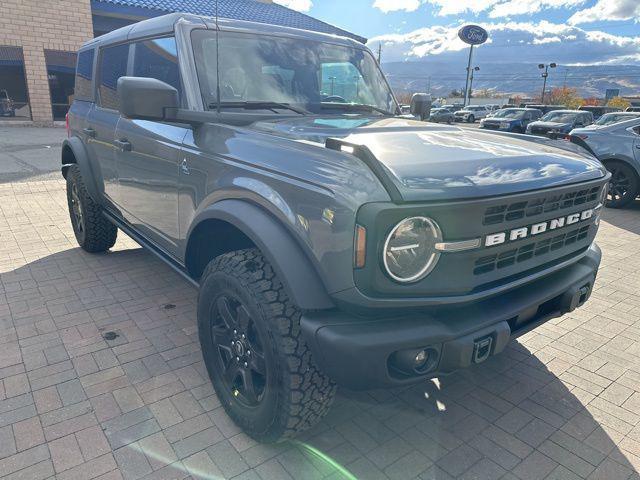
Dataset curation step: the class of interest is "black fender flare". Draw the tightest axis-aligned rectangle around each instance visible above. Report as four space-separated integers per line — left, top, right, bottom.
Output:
61 137 103 203
188 199 334 311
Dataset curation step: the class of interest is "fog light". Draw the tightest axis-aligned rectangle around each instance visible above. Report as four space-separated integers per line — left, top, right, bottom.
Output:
414 350 428 369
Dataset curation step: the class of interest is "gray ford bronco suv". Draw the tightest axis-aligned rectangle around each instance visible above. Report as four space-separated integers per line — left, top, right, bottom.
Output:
62 13 609 442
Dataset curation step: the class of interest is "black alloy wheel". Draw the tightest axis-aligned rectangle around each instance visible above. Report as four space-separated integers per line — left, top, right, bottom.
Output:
69 182 85 241
605 161 639 208
209 293 266 407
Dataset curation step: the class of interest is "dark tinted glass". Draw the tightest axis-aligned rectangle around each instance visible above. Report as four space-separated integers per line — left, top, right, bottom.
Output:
133 37 181 99
75 49 94 101
99 43 129 110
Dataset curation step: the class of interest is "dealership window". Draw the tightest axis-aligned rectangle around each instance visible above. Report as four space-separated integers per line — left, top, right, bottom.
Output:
133 37 182 100
98 43 129 110
0 46 31 120
45 50 77 120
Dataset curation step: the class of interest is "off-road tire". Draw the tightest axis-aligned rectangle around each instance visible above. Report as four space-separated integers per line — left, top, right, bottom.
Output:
198 248 336 442
604 160 639 209
66 164 117 252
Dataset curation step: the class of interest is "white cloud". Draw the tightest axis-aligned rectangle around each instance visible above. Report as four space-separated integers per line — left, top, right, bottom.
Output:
569 0 640 24
378 0 584 18
367 21 640 65
272 0 313 12
488 0 586 18
373 0 423 13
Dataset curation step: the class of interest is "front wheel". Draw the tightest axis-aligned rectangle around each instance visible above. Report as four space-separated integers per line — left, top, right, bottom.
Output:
467 114 475 123
198 248 336 442
605 161 639 208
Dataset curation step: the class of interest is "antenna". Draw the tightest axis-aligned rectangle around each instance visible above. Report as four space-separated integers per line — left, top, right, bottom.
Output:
215 0 220 113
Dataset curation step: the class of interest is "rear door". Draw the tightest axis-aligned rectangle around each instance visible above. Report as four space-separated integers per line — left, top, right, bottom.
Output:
114 36 188 257
87 42 130 206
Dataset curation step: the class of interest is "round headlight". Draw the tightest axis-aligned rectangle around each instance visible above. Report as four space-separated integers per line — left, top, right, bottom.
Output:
383 216 442 283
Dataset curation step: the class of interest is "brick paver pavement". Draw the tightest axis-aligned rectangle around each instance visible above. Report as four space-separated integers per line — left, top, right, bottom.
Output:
1 178 640 480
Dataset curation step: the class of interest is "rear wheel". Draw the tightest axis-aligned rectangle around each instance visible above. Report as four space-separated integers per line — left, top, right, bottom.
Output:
66 164 117 252
604 161 639 208
467 114 475 123
198 248 336 442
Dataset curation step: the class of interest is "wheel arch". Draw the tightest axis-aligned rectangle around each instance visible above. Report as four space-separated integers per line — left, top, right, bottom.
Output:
61 137 103 203
600 156 640 180
185 199 334 311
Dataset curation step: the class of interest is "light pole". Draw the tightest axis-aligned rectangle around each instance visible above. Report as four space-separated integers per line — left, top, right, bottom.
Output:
538 62 556 104
329 76 336 96
468 66 480 101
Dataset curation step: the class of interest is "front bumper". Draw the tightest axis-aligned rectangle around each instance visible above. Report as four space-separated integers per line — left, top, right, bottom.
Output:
301 243 601 390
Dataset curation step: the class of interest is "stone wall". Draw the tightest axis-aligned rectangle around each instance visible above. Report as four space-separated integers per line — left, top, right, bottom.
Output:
0 0 93 125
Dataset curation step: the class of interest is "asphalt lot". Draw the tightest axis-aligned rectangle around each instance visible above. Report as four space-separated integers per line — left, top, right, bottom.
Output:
1 127 640 480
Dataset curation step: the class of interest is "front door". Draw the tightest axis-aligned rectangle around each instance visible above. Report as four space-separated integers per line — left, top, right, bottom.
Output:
114 37 188 257
89 42 130 206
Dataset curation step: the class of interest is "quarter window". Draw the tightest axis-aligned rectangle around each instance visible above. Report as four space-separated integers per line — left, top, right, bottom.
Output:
98 43 129 110
133 37 182 100
74 49 94 101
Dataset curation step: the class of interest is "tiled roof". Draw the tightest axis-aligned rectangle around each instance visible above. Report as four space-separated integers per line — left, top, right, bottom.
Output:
92 0 366 43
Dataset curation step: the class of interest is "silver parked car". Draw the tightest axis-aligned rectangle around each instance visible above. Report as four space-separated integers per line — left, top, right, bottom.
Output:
454 105 490 122
427 107 455 123
569 117 640 208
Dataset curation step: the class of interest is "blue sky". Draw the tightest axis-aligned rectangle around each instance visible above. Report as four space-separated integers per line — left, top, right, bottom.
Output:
274 0 640 65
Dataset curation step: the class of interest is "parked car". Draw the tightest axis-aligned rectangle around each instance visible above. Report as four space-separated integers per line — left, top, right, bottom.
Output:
525 104 566 114
63 12 608 442
568 117 640 208
583 111 640 128
427 107 455 123
526 110 593 137
454 105 490 122
441 103 464 112
626 106 640 113
0 89 15 117
479 108 542 133
578 105 620 119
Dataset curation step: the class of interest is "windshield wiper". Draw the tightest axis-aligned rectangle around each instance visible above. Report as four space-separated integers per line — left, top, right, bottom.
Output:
211 101 308 115
320 102 395 116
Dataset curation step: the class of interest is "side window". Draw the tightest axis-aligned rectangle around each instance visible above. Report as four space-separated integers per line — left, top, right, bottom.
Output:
74 49 95 101
133 37 182 100
98 43 129 110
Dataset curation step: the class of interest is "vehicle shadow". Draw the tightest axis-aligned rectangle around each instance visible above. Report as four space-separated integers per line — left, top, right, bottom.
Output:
600 201 640 236
2 245 638 480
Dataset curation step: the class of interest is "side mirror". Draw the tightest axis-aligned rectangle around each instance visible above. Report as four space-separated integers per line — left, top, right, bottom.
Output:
117 76 178 121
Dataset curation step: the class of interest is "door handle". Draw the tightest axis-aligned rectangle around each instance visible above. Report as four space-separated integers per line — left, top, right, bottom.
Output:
83 127 96 138
114 139 132 152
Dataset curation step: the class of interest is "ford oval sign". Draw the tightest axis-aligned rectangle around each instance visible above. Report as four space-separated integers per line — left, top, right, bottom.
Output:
458 25 488 45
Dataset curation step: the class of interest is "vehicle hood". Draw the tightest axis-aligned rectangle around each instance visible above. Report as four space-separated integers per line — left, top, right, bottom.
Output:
249 116 606 201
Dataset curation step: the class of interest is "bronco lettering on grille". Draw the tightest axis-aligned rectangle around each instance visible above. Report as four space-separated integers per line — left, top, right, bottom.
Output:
484 207 598 247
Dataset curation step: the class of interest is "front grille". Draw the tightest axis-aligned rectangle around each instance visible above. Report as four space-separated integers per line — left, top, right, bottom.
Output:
474 225 591 275
483 185 601 226
482 123 500 130
531 127 549 135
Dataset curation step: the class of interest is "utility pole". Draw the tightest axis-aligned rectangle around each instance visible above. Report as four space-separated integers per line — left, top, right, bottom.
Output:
426 76 431 94
468 66 480 100
377 43 382 64
538 62 556 104
463 45 474 107
563 68 568 88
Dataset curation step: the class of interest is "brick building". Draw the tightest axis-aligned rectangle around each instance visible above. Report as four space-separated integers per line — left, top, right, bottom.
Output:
0 0 362 125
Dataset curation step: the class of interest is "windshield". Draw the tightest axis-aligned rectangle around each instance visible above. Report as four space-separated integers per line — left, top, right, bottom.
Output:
467 106 485 111
192 30 397 115
492 109 525 119
541 111 578 123
595 113 639 126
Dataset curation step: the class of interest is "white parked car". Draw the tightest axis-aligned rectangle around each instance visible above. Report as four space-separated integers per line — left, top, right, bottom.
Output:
454 105 490 123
